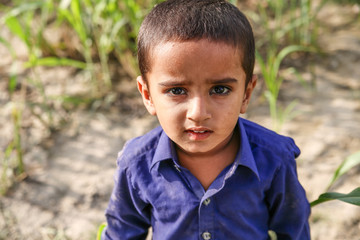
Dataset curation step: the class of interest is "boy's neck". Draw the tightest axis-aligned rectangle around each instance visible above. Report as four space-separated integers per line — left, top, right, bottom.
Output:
176 128 240 190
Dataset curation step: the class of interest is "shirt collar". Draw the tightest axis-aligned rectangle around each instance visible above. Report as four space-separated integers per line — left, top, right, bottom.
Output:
234 118 260 180
151 130 176 170
150 118 260 180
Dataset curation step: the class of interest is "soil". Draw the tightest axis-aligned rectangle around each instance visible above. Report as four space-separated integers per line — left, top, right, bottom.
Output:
1 3 360 240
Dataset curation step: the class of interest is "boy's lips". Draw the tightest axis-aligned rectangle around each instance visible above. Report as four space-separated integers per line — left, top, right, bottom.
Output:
185 127 213 140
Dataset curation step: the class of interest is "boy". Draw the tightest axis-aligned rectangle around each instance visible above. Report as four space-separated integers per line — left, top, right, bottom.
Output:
103 0 311 239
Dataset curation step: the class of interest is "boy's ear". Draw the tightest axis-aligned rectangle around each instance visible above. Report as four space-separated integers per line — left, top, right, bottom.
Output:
137 76 156 116
240 75 257 114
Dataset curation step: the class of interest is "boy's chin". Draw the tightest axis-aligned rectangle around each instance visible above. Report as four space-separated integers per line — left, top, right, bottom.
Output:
175 143 219 157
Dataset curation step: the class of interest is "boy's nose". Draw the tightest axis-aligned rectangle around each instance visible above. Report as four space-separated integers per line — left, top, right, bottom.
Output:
186 96 211 122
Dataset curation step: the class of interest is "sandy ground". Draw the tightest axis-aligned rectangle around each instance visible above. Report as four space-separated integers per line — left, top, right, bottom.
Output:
0 3 360 240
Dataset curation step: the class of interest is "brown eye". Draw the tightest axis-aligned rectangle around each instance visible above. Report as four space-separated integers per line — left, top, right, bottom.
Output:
210 86 230 95
169 87 186 95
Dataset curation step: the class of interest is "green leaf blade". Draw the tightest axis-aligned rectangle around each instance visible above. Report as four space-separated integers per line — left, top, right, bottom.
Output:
4 16 28 45
311 187 360 207
25 57 87 69
327 151 360 190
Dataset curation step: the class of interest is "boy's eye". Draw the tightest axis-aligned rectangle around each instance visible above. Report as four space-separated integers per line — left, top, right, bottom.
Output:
168 87 186 95
210 86 230 95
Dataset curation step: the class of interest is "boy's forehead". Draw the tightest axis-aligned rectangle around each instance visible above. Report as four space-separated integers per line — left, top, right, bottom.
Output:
145 38 246 84
149 39 243 65
153 38 240 51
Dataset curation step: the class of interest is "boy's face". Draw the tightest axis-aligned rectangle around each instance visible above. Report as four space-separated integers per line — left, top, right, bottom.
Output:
137 39 256 157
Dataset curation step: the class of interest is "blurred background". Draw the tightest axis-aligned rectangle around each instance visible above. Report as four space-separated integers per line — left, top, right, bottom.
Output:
0 0 359 239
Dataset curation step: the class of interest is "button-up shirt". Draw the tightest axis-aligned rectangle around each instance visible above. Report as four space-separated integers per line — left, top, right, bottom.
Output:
103 118 311 240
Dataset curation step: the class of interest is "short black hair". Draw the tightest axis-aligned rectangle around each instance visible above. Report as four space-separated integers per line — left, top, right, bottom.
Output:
137 0 255 85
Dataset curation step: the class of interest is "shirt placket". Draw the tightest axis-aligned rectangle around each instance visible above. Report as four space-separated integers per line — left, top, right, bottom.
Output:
198 195 215 240
198 164 237 240
173 164 215 239
173 159 238 240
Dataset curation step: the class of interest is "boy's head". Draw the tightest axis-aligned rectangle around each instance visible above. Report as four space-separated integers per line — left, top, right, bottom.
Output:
136 0 257 158
137 0 255 86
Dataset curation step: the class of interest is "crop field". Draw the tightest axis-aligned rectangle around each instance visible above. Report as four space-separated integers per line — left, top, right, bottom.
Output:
0 0 360 239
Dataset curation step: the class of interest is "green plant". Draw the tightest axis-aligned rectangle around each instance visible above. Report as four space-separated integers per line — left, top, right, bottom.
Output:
233 0 320 131
96 222 107 240
57 0 163 96
0 104 26 196
256 46 313 131
248 0 324 131
1 1 80 129
1 1 70 66
0 0 167 197
0 0 165 196
254 0 322 49
311 188 360 207
11 106 24 176
311 151 360 207
1 142 14 195
57 0 98 94
1 0 164 98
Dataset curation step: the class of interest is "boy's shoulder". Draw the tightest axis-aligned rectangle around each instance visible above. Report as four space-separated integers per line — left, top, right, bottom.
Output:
116 125 163 167
241 118 300 159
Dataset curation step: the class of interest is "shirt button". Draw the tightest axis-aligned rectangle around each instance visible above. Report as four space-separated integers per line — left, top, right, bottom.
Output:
202 231 211 240
203 198 211 206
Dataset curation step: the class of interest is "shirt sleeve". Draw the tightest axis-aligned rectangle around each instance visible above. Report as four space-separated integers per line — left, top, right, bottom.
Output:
266 155 311 240
103 154 151 240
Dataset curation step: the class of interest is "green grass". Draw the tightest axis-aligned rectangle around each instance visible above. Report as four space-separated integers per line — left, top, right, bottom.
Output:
0 106 25 195
0 0 165 195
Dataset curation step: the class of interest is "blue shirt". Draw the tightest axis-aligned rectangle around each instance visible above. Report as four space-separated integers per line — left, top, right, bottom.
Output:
103 118 310 240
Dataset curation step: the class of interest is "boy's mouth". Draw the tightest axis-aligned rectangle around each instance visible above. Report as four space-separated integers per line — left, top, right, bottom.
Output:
185 127 212 133
192 130 206 133
185 128 213 140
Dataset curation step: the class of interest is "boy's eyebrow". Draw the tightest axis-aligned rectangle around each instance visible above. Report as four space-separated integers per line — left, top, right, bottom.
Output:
158 80 191 87
207 78 238 84
158 78 238 87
